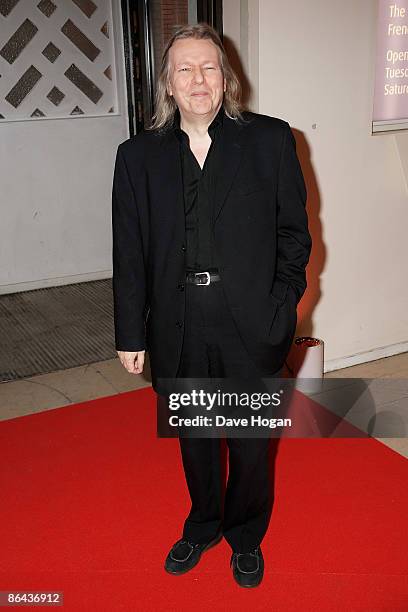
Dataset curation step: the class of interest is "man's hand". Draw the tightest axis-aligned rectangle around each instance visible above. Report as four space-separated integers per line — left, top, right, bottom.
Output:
117 350 145 374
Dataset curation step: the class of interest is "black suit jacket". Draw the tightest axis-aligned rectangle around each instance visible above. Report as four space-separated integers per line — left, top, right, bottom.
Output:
112 111 312 390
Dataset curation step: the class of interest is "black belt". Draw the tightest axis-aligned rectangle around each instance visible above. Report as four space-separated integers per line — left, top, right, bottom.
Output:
185 270 221 285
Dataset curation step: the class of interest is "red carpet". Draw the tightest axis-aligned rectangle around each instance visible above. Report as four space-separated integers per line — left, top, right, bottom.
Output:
0 387 407 611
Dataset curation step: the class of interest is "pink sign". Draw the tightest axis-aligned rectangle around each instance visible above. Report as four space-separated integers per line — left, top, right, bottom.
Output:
373 1 408 123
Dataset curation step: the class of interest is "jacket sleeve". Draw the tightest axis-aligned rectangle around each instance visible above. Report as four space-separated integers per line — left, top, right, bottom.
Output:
112 144 147 351
273 122 312 304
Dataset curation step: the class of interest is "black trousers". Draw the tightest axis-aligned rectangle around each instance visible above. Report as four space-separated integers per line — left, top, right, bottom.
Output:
176 280 282 553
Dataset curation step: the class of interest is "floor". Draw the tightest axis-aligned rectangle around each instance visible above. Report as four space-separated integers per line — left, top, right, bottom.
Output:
0 351 407 458
0 279 115 382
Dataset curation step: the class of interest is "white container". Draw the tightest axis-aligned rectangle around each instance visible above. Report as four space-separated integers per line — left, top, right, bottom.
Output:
291 337 324 394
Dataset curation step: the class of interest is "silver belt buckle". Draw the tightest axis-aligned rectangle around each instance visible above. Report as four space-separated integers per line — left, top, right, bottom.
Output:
195 271 210 285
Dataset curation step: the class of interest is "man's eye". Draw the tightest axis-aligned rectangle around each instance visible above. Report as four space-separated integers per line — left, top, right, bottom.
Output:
204 66 215 70
178 67 190 72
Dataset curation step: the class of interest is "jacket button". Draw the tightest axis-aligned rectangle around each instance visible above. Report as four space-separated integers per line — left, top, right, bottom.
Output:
176 321 183 328
181 244 186 252
178 283 185 291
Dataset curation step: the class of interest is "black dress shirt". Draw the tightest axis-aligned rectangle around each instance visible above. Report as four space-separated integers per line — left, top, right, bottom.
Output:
173 105 224 271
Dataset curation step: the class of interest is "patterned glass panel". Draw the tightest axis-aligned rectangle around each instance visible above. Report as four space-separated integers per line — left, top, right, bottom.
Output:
0 0 118 120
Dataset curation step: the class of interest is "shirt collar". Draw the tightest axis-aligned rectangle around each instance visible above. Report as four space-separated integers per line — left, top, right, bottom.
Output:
173 104 225 144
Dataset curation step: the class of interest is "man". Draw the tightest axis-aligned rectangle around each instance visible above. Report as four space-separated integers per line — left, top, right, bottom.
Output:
112 24 311 588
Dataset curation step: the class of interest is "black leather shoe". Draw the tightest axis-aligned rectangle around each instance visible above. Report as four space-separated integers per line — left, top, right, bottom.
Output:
230 546 264 588
164 533 222 575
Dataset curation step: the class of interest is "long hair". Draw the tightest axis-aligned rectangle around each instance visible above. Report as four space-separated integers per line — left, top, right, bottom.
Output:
148 23 244 131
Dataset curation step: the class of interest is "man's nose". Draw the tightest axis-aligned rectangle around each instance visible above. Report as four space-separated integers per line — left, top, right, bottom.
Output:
192 67 204 83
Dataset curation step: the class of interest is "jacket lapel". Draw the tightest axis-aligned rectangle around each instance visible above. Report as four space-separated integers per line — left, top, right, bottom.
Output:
213 114 245 222
150 129 185 237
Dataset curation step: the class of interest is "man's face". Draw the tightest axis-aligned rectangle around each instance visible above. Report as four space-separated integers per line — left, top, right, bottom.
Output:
167 38 226 120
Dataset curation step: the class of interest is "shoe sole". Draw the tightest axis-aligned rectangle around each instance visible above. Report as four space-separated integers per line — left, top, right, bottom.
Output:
164 533 223 575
